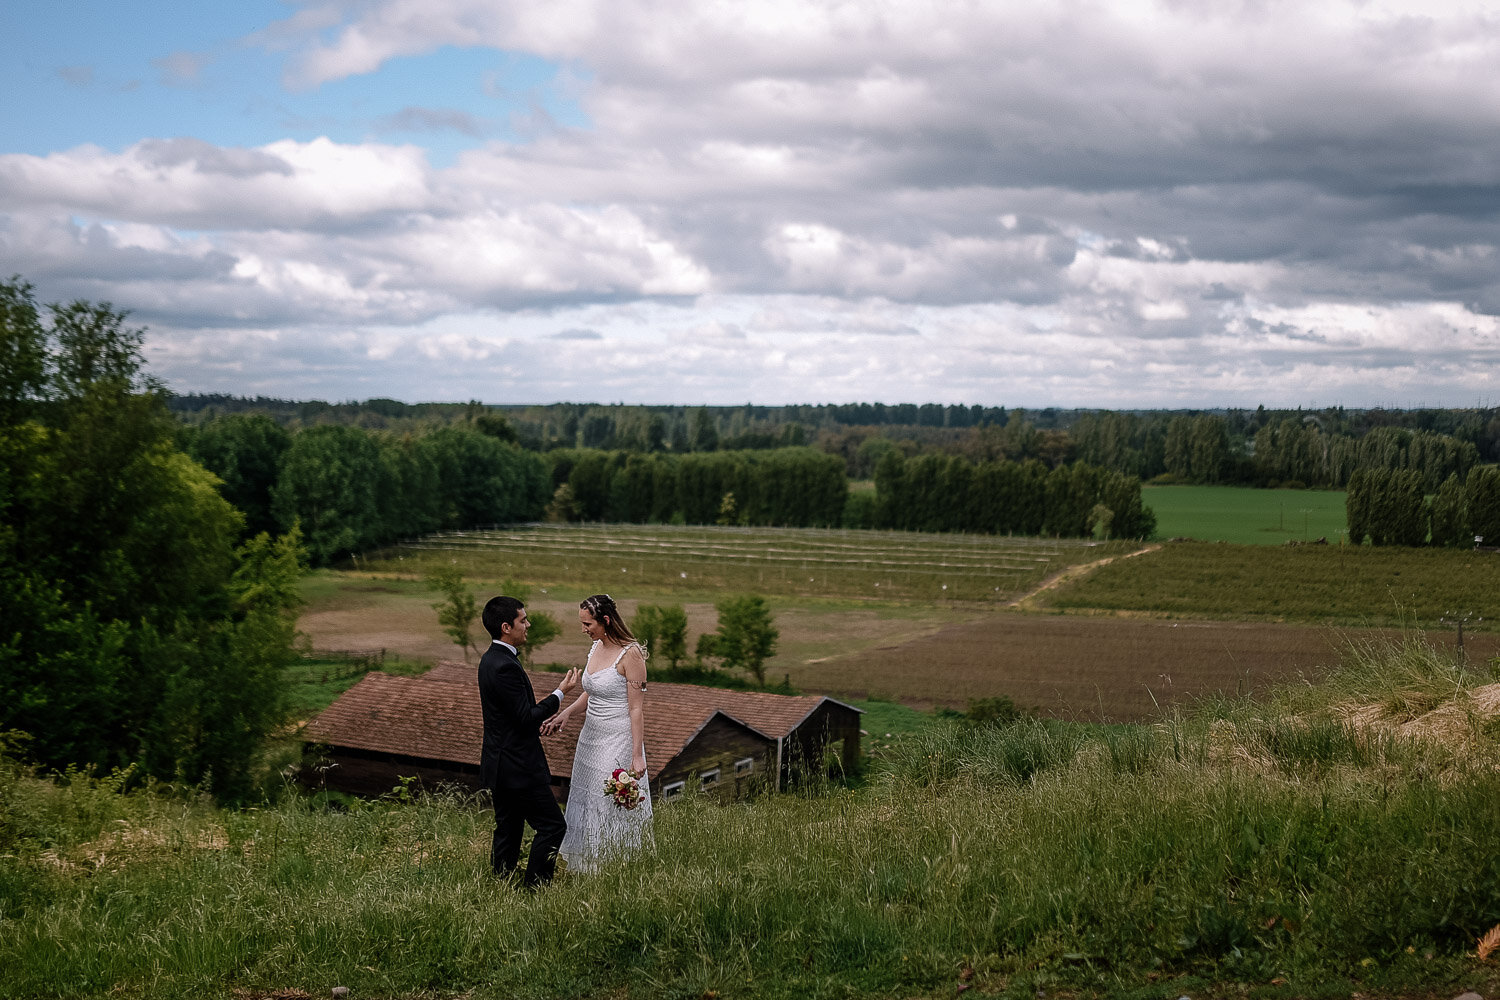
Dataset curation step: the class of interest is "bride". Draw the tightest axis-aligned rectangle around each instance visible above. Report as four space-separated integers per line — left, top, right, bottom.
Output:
546 593 653 872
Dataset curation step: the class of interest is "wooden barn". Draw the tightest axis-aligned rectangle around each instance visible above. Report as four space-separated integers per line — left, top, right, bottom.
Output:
302 662 860 803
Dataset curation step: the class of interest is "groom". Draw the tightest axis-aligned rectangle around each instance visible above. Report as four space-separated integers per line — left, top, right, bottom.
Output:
478 595 579 887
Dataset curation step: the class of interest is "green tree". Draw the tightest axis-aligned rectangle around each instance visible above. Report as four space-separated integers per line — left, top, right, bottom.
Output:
567 450 616 521
48 297 159 401
871 449 906 529
1088 502 1114 540
375 432 441 540
496 579 562 667
1430 473 1467 548
142 526 305 802
633 603 688 669
690 406 719 452
0 276 46 424
1348 467 1427 546
608 452 658 522
0 277 304 801
711 595 779 685
545 482 582 522
271 425 383 565
417 426 548 528
1188 415 1230 483
181 414 291 538
1346 468 1373 544
522 611 563 667
427 565 480 661
1466 466 1500 546
716 491 739 526
1097 469 1157 539
472 411 518 443
1163 416 1192 480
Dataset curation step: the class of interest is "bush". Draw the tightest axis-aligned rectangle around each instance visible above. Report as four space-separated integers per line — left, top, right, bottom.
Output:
841 489 877 528
966 695 1024 725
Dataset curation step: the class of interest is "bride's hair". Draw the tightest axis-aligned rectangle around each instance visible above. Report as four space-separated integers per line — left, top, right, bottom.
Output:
581 594 638 646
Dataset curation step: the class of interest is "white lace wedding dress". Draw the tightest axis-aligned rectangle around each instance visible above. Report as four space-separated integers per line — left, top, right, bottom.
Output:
559 641 653 872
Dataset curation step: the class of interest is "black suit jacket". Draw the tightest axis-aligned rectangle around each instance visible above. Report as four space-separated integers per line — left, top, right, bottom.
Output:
477 642 560 790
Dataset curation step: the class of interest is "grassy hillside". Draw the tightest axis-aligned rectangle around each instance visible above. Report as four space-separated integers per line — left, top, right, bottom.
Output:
4 641 1500 1000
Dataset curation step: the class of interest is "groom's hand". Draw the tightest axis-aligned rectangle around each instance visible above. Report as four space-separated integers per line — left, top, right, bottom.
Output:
559 667 581 695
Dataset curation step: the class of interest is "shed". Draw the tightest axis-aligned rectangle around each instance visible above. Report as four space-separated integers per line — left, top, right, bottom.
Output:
303 662 860 802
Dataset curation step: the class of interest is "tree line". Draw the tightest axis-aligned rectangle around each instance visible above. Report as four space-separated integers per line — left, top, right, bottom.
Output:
1073 411 1484 490
871 452 1156 539
182 415 1156 555
173 393 1500 484
179 417 549 565
1347 466 1500 547
545 448 850 528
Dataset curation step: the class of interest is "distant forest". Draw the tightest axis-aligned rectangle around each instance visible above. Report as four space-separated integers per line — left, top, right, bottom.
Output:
170 394 1500 487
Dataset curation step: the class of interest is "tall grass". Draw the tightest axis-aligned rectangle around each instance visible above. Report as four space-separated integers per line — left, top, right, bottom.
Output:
3 639 1500 998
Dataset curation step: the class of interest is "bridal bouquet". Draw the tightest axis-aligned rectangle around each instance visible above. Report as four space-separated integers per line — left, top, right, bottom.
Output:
604 768 644 810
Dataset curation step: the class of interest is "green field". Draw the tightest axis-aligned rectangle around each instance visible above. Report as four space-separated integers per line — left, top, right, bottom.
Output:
1144 484 1348 544
1046 539 1500 629
363 523 1139 603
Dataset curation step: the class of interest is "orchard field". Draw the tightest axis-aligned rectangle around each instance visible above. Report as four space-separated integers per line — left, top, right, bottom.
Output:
363 523 1139 602
309 522 1500 720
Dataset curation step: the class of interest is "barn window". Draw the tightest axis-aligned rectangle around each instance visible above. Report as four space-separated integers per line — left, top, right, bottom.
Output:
663 780 685 800
700 768 720 789
734 757 754 774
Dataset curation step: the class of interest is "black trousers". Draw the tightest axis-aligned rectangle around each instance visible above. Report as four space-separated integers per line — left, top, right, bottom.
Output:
491 780 567 886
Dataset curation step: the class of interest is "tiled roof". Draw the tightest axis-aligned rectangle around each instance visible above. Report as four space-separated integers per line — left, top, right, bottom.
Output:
422 659 856 738
305 672 481 765
304 662 859 778
420 661 476 685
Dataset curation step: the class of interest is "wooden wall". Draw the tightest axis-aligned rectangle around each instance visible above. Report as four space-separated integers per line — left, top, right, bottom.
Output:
651 715 775 804
302 746 572 800
781 702 863 786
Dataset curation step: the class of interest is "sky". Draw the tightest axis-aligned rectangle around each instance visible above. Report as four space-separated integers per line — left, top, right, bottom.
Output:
3 0 1499 409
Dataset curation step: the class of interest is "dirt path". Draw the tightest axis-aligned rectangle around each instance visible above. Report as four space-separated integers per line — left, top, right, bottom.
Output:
1005 543 1161 609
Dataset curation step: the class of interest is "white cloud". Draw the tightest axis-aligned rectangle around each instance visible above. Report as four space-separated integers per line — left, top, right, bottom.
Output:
0 138 434 228
6 0 1500 405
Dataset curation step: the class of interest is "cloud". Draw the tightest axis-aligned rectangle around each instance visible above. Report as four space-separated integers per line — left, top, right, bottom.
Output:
374 106 489 137
57 65 94 87
0 137 432 228
8 0 1500 405
152 51 208 88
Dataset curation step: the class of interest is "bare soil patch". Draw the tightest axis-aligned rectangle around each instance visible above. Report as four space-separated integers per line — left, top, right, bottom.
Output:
298 572 1499 723
300 580 974 676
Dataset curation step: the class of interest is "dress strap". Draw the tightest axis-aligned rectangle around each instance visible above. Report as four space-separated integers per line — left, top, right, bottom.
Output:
607 643 635 672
